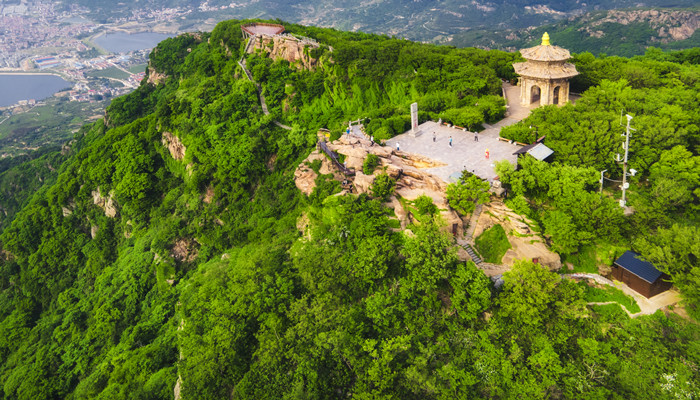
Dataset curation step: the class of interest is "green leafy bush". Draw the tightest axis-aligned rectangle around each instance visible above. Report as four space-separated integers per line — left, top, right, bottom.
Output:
499 123 537 144
309 173 341 205
372 126 393 141
475 224 511 263
362 153 379 175
505 194 531 216
440 106 483 129
308 158 322 173
446 175 490 215
414 195 438 216
370 173 395 201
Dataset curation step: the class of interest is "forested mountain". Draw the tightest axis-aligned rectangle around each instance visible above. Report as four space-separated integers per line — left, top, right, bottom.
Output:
450 8 700 57
0 19 698 399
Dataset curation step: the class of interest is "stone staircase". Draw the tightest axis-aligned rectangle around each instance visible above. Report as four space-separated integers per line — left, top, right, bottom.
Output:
463 244 483 265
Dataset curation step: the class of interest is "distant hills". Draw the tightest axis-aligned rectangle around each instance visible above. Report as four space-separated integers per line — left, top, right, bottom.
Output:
448 8 700 57
67 0 700 44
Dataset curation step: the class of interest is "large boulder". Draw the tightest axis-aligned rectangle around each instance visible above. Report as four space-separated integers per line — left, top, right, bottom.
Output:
353 172 375 194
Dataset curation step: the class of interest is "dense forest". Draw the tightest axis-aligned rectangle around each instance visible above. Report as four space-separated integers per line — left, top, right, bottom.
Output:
0 19 698 399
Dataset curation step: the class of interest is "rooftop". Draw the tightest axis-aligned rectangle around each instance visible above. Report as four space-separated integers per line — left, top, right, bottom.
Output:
512 60 579 80
513 142 554 161
614 251 664 284
519 32 573 62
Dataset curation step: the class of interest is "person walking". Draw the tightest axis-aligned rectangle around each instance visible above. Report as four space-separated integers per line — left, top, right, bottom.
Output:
485 148 490 159
474 132 478 142
432 132 436 142
449 136 453 148
370 135 374 146
396 142 400 151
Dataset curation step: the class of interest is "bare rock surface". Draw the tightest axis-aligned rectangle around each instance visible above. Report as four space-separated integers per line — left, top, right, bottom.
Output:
248 35 320 69
162 131 186 161
294 151 325 195
92 188 118 218
146 65 167 86
472 200 561 270
170 238 199 263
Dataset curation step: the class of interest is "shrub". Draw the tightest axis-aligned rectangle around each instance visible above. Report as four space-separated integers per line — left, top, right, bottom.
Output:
373 126 394 141
499 123 537 144
418 94 446 113
308 159 322 174
446 175 490 215
475 224 511 264
362 154 379 175
370 173 395 201
505 194 530 216
309 174 341 205
440 106 483 129
476 95 506 123
414 195 438 216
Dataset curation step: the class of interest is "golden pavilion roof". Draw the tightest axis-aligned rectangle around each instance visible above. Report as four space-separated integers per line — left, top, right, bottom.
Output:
519 32 572 62
513 61 579 80
513 32 579 79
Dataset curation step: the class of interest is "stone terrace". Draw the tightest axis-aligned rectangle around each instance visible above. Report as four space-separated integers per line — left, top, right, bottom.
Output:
385 83 535 183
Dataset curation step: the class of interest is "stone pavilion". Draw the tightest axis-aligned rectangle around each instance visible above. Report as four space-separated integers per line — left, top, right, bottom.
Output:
513 32 578 107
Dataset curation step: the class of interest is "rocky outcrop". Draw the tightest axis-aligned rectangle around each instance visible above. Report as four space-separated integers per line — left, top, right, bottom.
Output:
92 188 118 218
170 238 198 263
325 134 460 231
248 35 320 69
162 131 186 161
585 9 700 42
146 65 167 86
90 224 99 239
203 185 214 204
472 200 561 270
294 151 327 195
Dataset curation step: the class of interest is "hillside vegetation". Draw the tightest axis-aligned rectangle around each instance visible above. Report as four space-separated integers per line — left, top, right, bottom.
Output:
451 8 700 57
0 19 698 399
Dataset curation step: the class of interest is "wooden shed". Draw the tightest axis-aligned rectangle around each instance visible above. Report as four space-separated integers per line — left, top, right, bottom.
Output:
612 251 672 298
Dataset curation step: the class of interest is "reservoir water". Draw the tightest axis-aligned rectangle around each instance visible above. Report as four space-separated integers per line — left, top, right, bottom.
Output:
0 74 72 107
94 32 174 53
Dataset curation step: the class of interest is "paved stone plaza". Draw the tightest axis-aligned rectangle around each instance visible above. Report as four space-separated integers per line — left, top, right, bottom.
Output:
385 83 535 183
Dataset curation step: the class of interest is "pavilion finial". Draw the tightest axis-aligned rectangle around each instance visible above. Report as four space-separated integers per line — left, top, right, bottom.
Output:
541 32 551 46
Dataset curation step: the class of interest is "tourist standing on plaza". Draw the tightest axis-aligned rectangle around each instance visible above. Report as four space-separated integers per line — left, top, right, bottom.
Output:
474 132 478 142
485 148 490 159
433 132 436 142
449 136 452 148
396 142 400 151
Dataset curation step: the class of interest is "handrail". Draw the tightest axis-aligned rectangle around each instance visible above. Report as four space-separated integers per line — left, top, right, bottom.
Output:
318 141 355 176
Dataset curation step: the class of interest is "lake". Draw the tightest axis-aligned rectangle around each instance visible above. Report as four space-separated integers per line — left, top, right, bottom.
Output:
94 32 174 54
0 74 72 107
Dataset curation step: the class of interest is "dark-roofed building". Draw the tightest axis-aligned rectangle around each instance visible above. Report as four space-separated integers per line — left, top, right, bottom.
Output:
513 135 554 161
612 251 672 298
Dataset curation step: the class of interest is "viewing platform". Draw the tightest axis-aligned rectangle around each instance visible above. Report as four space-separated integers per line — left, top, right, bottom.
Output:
241 23 285 38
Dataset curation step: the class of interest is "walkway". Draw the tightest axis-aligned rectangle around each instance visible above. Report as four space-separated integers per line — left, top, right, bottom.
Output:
564 273 682 318
385 83 535 182
238 39 291 131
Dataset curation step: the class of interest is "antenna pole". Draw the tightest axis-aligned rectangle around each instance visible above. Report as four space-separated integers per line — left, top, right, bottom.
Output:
620 115 632 207
599 170 607 193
